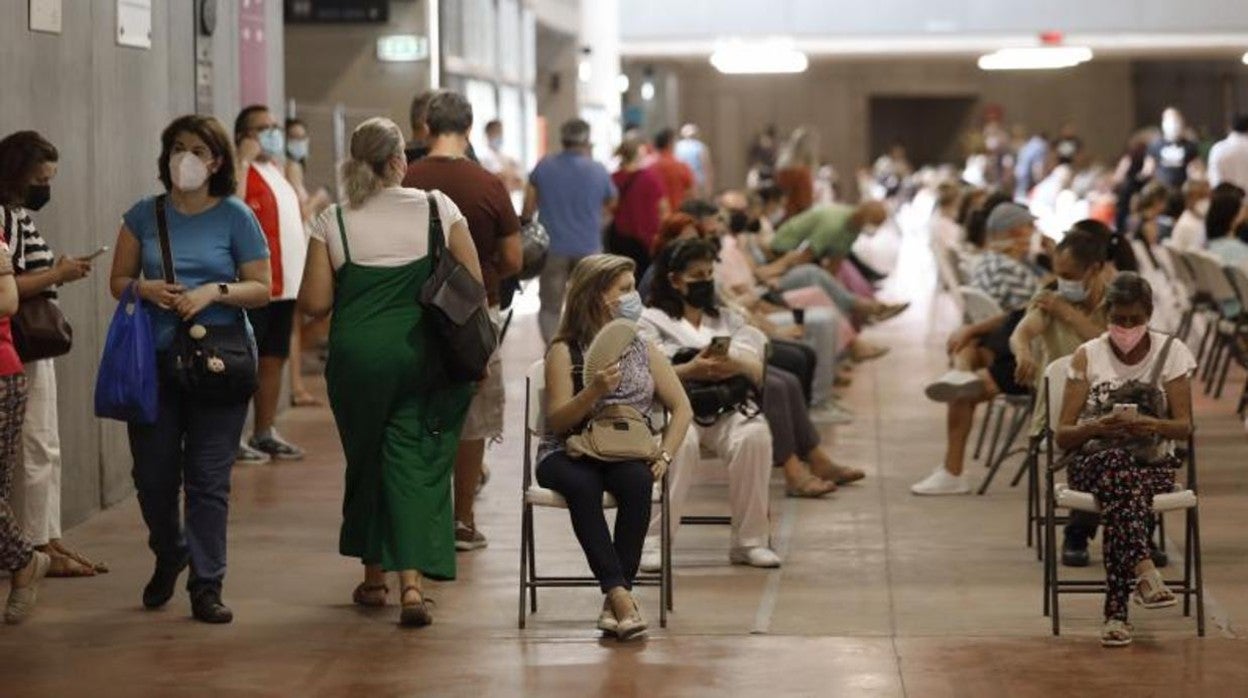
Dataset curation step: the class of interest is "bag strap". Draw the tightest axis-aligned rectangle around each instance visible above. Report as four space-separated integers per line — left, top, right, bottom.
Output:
568 341 585 396
1147 333 1176 387
333 204 353 264
426 192 444 266
155 195 177 284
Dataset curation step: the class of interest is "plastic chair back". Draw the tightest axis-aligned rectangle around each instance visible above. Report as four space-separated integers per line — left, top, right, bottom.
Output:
957 285 1004 324
1043 355 1073 431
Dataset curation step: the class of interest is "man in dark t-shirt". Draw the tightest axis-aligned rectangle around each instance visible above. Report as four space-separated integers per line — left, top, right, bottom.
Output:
1145 107 1201 190
403 90 521 553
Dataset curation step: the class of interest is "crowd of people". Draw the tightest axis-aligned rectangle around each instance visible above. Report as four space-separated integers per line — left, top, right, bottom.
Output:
0 91 1242 650
919 104 1248 646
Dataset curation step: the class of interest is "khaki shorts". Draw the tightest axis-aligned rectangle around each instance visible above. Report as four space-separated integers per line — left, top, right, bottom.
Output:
461 351 504 441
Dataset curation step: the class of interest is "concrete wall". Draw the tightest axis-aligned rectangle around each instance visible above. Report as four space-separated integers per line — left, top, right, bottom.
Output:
0 0 281 528
625 57 1137 195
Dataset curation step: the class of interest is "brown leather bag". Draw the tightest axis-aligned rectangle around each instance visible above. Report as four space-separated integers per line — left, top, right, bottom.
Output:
565 404 660 463
4 207 72 362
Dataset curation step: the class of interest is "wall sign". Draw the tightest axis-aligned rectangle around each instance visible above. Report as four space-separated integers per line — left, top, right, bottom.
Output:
376 35 429 63
117 0 152 49
240 0 268 107
29 0 62 35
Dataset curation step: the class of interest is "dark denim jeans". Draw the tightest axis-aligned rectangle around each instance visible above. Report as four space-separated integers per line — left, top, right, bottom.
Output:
128 369 247 593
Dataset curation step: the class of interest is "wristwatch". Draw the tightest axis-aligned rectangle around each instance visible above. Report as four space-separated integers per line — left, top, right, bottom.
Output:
217 282 229 296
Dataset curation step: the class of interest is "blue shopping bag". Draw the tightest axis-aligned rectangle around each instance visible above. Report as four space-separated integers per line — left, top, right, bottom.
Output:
94 284 158 424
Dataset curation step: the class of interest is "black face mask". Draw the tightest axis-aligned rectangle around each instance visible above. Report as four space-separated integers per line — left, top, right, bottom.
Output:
682 279 716 310
23 184 50 211
728 210 749 233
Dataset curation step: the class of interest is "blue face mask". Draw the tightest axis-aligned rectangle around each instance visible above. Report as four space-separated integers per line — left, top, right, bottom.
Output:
286 138 309 162
258 127 285 158
614 290 643 321
1056 278 1087 303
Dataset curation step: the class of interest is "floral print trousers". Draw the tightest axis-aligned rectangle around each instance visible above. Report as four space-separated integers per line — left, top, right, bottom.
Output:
1068 447 1175 621
0 374 32 572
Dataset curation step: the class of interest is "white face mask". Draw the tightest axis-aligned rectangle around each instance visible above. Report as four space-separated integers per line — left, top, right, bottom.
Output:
1194 199 1210 217
171 151 210 191
1162 117 1182 141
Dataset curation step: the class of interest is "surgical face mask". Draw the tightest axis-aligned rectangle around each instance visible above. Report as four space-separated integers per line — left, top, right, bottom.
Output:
682 279 716 310
1162 117 1182 141
23 184 50 211
258 127 285 157
1108 323 1148 354
488 137 503 151
613 290 643 321
1194 199 1210 217
170 151 210 191
286 138 309 162
1056 278 1088 303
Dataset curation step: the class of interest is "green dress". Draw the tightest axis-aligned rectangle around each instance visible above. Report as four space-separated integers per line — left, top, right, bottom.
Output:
326 205 473 579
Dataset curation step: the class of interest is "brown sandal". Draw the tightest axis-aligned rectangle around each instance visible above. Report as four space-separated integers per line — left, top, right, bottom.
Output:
46 553 96 578
785 472 836 498
352 582 389 607
50 542 108 574
399 586 433 627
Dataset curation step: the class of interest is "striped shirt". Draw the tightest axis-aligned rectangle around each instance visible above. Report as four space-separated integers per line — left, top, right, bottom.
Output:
969 250 1038 312
2 205 56 299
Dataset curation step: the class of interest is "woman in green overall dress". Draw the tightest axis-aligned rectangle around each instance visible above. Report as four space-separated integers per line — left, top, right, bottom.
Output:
298 117 483 627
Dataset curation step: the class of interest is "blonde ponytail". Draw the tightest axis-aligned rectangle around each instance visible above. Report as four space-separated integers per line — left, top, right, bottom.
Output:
341 117 405 208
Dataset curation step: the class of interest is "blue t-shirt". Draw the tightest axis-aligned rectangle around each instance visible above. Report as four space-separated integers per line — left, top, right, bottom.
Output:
122 196 270 349
529 151 616 258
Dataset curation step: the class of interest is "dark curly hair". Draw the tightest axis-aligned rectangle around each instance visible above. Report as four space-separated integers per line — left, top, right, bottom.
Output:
0 131 58 207
646 237 719 320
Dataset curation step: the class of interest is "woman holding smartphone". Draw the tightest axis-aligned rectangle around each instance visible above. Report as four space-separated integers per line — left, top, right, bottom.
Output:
0 130 101 578
1056 272 1196 648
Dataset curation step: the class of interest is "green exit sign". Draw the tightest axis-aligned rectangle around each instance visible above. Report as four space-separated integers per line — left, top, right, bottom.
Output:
376 34 429 63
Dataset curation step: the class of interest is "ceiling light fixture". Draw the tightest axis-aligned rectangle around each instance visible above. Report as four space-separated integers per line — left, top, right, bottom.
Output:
977 46 1092 70
710 38 809 75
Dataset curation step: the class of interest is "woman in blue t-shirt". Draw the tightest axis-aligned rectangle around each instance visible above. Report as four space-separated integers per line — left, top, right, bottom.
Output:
107 115 271 624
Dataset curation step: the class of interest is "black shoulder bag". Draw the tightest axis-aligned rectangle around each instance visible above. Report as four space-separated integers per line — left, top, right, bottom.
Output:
670 346 763 427
155 195 258 404
418 193 498 383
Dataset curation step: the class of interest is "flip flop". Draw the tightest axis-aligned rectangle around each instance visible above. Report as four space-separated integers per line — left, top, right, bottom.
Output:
785 473 836 498
46 553 96 578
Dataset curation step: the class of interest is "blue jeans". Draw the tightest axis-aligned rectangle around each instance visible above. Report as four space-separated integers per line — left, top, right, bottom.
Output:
128 367 248 593
777 264 858 314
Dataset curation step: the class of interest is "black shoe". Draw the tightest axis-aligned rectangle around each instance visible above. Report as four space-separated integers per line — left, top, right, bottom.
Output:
1061 535 1090 567
190 588 234 624
1149 543 1169 568
142 558 189 609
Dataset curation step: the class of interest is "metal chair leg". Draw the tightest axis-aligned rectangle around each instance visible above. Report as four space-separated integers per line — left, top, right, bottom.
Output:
972 401 992 460
1184 506 1193 618
527 507 538 613
984 403 1007 468
518 503 530 629
978 405 1026 495
1193 506 1206 637
1214 340 1234 399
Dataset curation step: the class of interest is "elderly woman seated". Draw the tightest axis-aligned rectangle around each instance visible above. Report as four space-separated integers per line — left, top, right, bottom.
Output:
1055 272 1197 648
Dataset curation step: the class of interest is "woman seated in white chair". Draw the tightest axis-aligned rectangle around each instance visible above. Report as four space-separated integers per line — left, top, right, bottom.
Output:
639 239 866 571
540 254 693 641
1056 271 1197 648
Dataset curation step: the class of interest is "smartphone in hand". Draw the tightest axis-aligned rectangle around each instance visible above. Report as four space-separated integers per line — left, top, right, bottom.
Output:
707 335 732 358
80 245 110 261
1111 403 1139 420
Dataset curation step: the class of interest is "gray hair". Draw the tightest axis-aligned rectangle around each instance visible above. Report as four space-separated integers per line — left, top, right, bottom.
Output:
426 90 474 137
1104 271 1154 315
341 117 404 208
560 118 591 148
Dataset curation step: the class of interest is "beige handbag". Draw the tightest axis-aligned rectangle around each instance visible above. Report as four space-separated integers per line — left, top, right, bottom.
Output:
565 404 660 462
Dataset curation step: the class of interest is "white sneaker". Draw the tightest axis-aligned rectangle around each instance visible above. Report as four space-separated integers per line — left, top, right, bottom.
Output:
638 546 662 574
729 546 782 568
924 370 985 403
910 467 971 496
809 401 854 425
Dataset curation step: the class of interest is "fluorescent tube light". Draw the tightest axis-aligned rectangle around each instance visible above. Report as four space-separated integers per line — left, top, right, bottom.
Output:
710 39 809 74
978 46 1092 70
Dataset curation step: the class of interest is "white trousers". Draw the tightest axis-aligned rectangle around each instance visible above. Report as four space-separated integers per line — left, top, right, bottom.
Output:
14 359 61 545
647 412 773 550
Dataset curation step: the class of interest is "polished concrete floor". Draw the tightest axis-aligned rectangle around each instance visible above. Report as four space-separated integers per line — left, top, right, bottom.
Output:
3 222 1247 697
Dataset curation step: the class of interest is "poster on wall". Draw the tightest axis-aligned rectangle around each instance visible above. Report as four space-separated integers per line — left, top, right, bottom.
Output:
240 0 268 107
117 0 152 49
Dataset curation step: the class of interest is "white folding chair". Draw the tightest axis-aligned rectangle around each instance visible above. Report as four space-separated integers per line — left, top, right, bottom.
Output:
1040 356 1205 636
1223 265 1248 414
1183 253 1247 395
518 360 671 629
957 285 1003 324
